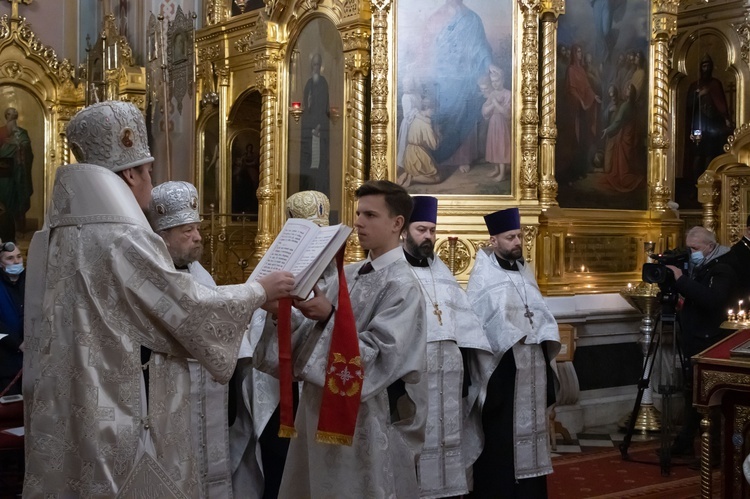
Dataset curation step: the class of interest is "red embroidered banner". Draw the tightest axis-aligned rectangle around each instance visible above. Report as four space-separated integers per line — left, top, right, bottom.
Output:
315 248 363 445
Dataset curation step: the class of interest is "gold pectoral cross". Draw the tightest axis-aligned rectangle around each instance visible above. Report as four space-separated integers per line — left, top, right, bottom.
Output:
433 303 443 326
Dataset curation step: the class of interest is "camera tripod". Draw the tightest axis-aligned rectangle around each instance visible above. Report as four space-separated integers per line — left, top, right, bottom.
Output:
619 296 684 476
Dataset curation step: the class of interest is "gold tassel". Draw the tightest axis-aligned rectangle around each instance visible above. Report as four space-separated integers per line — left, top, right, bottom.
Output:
278 425 298 438
315 430 353 446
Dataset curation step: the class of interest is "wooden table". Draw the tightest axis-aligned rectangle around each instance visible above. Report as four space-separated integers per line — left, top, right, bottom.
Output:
693 328 750 498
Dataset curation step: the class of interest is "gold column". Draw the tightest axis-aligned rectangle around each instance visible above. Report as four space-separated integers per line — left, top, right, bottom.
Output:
699 412 712 498
538 1 564 208
648 1 678 212
253 49 283 263
369 0 391 182
217 64 230 215
344 28 371 263
519 0 541 201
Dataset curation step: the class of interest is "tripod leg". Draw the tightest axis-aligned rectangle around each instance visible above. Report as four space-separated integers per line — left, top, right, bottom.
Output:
620 325 660 459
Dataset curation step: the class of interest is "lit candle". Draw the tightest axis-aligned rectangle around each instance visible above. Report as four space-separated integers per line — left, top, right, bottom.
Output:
580 265 585 273
291 101 301 110
729 309 734 321
627 282 633 289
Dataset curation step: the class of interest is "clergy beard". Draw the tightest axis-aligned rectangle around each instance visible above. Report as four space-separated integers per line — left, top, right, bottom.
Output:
405 232 434 260
312 73 320 83
497 246 522 262
172 245 203 268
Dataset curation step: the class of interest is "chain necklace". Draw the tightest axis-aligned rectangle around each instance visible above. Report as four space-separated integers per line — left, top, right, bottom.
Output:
500 264 534 327
409 263 443 326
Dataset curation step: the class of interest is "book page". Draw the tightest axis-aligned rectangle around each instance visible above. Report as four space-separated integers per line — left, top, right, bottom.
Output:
289 225 343 275
248 219 314 281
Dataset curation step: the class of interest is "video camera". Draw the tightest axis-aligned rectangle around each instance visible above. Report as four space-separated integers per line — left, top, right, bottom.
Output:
642 248 689 286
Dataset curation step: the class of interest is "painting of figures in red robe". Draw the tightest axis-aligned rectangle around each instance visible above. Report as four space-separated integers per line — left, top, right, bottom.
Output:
555 0 649 210
674 35 735 210
396 0 514 195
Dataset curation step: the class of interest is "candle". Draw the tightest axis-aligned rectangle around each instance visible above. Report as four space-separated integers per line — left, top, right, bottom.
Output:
291 101 301 110
580 265 585 273
729 309 734 321
627 282 633 289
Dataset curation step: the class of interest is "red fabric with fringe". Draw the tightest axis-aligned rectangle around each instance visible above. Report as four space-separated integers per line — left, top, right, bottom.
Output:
315 248 362 445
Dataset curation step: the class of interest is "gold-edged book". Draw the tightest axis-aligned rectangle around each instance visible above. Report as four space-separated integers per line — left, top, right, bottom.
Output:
729 339 750 359
248 218 352 299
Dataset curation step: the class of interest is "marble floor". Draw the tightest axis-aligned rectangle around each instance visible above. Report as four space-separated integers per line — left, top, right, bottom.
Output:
551 424 661 456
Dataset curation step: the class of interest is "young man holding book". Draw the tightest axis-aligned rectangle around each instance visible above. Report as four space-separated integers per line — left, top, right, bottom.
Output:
254 180 427 498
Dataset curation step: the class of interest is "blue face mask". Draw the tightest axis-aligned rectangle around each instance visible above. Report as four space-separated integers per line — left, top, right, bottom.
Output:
690 251 704 265
4 263 23 275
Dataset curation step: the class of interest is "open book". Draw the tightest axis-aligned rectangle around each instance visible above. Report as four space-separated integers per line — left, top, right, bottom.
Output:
249 218 352 299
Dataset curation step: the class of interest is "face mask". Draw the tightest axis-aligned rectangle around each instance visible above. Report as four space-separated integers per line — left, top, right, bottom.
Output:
690 251 704 265
4 263 23 275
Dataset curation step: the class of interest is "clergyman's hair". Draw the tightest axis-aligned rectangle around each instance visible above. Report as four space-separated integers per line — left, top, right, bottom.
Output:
687 226 717 246
355 180 413 222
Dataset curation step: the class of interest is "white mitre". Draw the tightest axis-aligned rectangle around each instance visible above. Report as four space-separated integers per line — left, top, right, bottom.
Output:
148 181 201 231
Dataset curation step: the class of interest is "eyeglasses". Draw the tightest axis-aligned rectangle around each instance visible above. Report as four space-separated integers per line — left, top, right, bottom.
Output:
0 242 16 253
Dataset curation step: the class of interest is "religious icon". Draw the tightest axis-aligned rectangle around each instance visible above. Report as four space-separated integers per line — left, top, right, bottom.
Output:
0 106 34 242
555 1 649 210
396 0 513 195
675 44 735 209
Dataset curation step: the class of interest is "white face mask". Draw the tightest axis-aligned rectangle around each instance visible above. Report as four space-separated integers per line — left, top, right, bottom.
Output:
690 250 704 265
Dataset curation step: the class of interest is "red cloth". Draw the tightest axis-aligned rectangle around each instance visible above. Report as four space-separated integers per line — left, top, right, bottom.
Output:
276 298 297 437
275 249 363 444
315 248 362 445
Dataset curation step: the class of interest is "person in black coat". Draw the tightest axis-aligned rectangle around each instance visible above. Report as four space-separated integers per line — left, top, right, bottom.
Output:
667 226 736 459
0 241 25 395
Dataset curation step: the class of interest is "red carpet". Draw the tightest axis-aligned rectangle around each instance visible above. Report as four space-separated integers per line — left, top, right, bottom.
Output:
548 441 720 498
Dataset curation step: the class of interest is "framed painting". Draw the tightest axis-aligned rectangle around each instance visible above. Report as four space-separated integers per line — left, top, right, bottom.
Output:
554 0 650 210
228 89 262 217
674 32 736 210
286 17 344 224
0 85 45 244
395 0 515 195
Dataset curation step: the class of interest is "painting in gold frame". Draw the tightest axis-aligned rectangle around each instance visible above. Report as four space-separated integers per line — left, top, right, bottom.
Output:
286 16 345 225
554 0 649 210
0 85 44 243
395 0 515 196
674 32 736 211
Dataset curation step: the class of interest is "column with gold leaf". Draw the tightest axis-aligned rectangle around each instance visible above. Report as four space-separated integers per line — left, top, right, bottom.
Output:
648 0 678 212
344 26 371 262
518 0 541 201
538 0 564 208
253 47 283 263
369 0 390 182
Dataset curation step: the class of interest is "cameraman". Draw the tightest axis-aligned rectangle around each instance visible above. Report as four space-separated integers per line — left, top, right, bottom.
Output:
667 226 736 461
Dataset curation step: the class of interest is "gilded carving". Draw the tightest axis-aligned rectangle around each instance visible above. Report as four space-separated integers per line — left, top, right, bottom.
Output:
342 29 370 51
518 4 540 201
735 19 750 66
369 1 390 181
436 238 472 276
700 370 750 401
728 177 748 243
523 225 538 263
198 44 222 62
1 61 21 79
647 0 678 212
343 0 360 19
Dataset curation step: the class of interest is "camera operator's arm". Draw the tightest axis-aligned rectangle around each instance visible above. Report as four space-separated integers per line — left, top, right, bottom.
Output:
671 263 737 311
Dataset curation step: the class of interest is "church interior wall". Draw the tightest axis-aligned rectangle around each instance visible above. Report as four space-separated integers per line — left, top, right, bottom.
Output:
4 0 750 437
